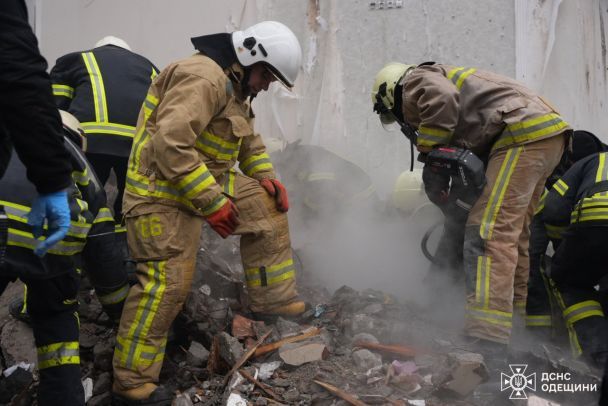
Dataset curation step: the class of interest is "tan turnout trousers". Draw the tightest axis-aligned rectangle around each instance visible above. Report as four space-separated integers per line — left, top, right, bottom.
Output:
113 173 298 389
463 135 565 344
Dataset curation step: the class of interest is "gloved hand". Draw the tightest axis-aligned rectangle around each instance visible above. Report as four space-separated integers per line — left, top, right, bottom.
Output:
27 190 71 257
260 179 289 212
422 165 450 206
204 198 240 238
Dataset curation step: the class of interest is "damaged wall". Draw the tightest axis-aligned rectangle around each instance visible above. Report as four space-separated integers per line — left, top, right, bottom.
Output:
253 0 516 195
34 0 516 197
515 0 608 138
32 0 608 193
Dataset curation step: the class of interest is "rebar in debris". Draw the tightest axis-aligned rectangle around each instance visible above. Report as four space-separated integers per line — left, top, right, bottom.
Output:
238 368 282 402
312 379 369 406
253 327 321 357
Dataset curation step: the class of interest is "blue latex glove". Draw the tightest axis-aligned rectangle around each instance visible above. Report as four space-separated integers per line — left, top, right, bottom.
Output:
27 191 71 257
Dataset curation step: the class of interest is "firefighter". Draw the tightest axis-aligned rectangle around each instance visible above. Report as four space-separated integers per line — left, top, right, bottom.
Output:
112 21 305 404
542 150 608 368
525 130 606 337
0 111 129 406
50 36 158 221
0 0 72 257
270 142 379 218
371 62 570 358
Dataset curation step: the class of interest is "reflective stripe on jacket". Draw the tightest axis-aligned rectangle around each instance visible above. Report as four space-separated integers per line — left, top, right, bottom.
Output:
50 45 158 157
544 152 608 229
124 54 276 216
402 63 571 158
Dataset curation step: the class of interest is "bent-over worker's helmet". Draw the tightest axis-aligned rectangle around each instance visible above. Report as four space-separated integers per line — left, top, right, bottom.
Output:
232 21 302 88
371 63 415 127
95 36 131 51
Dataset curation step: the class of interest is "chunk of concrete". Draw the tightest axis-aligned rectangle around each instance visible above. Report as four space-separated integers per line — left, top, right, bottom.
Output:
351 349 383 371
218 332 244 366
438 352 488 398
0 319 36 367
279 341 328 366
186 341 210 367
352 332 379 345
527 395 560 405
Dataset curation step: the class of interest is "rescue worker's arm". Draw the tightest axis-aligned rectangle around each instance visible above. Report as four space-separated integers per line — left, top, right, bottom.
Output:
238 132 276 180
151 72 227 215
543 160 585 238
402 68 459 151
239 132 290 211
0 3 72 193
49 52 81 111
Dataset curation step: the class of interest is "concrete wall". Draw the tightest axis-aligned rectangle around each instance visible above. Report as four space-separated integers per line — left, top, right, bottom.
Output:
33 0 516 196
255 0 516 195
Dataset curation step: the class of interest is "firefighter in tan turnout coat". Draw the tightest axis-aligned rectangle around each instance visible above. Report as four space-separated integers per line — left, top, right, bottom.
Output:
112 21 305 405
371 62 571 357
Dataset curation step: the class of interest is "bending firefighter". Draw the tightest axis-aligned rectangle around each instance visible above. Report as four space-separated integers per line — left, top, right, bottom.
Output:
0 111 129 406
371 62 570 357
112 21 305 404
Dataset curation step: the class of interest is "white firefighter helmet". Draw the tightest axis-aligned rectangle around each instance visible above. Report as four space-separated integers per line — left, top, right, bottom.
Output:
371 63 415 127
232 21 302 88
95 36 131 51
59 110 87 152
392 168 428 213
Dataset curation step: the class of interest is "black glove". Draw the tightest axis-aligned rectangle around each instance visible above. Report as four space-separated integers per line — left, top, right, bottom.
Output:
422 165 450 206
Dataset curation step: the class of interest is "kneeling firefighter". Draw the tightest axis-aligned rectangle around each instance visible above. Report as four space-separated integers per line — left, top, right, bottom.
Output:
542 149 608 368
0 111 129 406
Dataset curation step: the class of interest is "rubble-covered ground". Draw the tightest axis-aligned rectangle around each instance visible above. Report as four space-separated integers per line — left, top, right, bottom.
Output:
0 227 603 406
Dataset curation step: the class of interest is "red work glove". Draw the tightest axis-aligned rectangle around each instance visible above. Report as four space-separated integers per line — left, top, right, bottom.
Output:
260 178 289 212
204 198 240 238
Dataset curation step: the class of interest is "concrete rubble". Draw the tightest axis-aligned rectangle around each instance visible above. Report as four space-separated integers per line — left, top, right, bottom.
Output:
0 234 602 405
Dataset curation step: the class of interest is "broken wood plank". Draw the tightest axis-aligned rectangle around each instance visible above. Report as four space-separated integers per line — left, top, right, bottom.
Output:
222 330 272 386
353 340 418 358
254 327 321 357
239 368 282 402
312 379 368 406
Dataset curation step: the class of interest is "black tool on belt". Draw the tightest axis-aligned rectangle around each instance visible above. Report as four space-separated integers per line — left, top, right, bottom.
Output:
0 205 8 268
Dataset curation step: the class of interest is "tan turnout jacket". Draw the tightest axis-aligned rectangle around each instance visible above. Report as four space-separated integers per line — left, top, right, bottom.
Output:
402 63 571 158
124 53 275 216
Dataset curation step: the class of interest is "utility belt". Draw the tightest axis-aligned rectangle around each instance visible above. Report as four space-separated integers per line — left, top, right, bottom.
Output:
0 205 7 269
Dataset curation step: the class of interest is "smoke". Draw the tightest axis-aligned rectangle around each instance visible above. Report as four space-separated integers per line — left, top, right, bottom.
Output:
273 144 466 326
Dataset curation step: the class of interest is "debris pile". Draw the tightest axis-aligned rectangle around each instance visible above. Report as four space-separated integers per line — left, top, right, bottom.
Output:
0 234 601 405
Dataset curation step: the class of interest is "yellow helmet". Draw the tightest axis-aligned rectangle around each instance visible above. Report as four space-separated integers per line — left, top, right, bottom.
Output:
371 62 415 125
391 168 428 213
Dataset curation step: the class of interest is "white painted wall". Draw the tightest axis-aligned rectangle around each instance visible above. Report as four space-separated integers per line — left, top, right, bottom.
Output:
254 0 516 195
32 0 519 196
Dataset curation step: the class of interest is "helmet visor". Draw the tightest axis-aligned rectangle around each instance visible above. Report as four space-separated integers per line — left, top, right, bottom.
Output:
379 112 402 132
